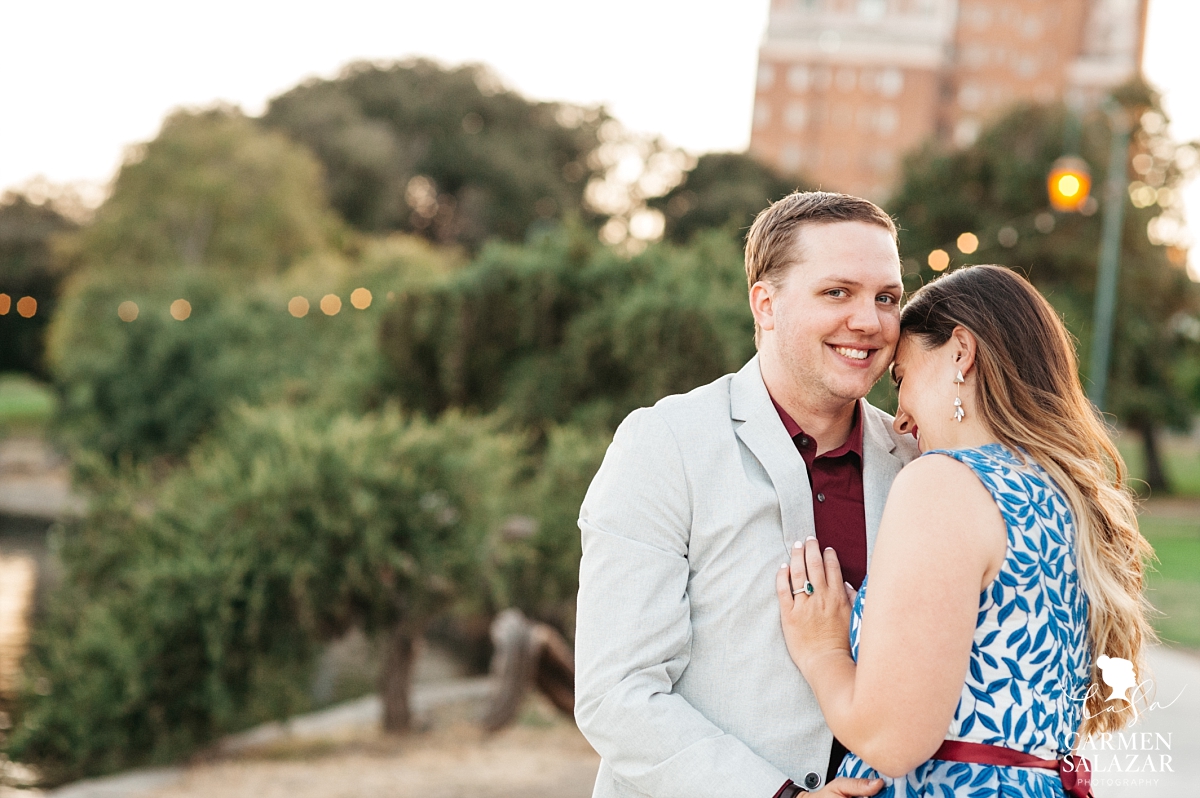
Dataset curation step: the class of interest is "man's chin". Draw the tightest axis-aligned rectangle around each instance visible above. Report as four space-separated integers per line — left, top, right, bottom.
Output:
826 375 886 404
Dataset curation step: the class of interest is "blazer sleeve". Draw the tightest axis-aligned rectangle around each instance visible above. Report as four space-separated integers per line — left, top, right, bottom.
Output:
574 406 789 798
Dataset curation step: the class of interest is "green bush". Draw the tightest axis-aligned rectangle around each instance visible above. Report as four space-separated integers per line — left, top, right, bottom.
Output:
379 225 756 431
5 405 522 782
488 424 612 635
47 236 453 464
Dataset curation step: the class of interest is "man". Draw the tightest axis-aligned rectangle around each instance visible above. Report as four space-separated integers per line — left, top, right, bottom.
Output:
574 191 919 798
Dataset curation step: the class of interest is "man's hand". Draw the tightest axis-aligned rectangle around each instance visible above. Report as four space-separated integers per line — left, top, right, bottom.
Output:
774 537 854 674
810 776 884 797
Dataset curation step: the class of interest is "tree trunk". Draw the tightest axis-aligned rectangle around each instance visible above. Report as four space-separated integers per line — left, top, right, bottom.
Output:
482 609 575 732
1135 419 1171 495
380 623 420 733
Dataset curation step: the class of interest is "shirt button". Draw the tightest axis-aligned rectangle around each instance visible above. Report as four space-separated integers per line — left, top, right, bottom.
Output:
817 493 826 502
797 435 809 447
804 771 822 790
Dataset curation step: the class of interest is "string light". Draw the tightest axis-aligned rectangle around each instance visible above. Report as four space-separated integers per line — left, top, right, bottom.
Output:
320 294 342 316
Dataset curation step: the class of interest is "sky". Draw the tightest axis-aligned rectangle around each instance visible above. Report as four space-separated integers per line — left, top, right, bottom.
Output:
2 0 1198 274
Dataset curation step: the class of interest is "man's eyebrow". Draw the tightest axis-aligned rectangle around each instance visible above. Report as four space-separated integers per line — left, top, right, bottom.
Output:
816 276 904 292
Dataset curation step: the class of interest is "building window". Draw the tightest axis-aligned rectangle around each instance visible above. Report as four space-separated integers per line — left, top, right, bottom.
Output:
954 117 981 147
858 0 886 20
869 150 896 173
754 103 772 129
781 145 804 172
758 64 775 90
958 83 983 111
785 102 809 130
788 65 811 92
876 106 898 135
877 68 903 97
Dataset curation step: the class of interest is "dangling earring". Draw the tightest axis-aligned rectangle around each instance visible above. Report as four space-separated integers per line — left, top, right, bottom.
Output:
953 369 965 422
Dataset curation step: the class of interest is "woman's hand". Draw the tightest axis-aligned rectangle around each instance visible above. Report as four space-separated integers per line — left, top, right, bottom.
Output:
775 536 855 675
810 776 885 797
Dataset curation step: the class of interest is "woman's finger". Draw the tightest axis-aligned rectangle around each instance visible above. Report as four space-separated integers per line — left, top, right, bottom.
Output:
822 777 884 797
822 546 845 600
790 541 808 596
844 581 856 604
775 562 795 610
804 535 827 591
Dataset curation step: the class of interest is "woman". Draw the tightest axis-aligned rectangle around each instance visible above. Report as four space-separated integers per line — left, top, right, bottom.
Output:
775 265 1154 796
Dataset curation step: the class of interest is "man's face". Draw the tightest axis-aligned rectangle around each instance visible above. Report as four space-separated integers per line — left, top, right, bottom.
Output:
755 221 903 406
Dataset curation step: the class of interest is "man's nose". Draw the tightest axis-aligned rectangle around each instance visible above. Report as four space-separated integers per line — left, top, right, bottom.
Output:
847 297 883 333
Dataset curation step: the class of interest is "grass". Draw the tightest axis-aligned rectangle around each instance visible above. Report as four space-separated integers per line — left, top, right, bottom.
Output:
1139 511 1200 650
0 372 55 434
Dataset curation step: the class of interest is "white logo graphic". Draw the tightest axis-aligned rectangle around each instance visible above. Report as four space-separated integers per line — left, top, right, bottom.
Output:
1096 655 1138 704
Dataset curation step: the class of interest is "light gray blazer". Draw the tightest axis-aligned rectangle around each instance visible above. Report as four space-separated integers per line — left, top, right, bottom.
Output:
575 355 919 798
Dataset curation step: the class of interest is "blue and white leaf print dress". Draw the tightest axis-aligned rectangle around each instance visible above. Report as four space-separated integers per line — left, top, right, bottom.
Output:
837 444 1091 797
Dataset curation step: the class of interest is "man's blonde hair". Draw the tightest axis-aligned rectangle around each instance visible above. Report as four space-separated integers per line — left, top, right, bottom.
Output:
744 191 898 290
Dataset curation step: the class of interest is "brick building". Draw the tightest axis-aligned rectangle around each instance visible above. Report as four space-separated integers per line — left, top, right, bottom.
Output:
749 0 1148 200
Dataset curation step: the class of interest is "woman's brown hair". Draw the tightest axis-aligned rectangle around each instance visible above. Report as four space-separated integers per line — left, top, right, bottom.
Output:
900 264 1154 740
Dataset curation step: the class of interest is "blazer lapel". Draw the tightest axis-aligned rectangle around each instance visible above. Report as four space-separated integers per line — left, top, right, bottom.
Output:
861 404 906 567
730 356 814 551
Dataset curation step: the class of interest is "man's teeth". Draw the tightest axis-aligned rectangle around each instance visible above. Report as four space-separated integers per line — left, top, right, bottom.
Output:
834 346 870 360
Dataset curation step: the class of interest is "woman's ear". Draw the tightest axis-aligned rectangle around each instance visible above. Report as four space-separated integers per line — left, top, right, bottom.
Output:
950 325 977 377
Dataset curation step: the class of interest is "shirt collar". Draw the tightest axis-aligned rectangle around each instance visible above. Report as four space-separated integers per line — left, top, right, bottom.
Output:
769 396 864 459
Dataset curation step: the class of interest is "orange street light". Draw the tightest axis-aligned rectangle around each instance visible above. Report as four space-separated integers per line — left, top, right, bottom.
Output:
1048 156 1092 212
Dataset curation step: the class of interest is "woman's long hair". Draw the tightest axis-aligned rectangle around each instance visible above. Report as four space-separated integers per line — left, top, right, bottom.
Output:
900 265 1154 740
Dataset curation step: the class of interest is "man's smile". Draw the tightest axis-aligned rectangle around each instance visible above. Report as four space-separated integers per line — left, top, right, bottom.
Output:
829 344 879 365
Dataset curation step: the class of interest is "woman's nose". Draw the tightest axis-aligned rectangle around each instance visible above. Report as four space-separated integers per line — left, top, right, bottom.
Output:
893 408 912 435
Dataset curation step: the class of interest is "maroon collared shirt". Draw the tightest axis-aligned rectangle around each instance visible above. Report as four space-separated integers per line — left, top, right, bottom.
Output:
770 397 866 795
770 397 868 590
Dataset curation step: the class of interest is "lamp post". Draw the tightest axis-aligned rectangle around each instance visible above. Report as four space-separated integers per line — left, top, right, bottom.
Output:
1086 102 1133 412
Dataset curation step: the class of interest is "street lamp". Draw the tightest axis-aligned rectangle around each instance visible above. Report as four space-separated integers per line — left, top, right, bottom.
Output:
1047 156 1092 212
1086 102 1133 412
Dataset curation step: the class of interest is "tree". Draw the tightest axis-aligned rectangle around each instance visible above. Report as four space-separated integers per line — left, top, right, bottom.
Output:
68 106 343 275
887 83 1200 492
6 407 522 782
650 152 807 243
377 224 756 433
0 193 76 376
262 60 609 250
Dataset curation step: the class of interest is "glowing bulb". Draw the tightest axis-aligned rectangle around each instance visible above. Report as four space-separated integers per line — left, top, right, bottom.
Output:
16 297 36 318
956 233 979 255
928 249 950 272
320 294 342 315
118 301 139 322
288 296 310 318
350 287 372 310
1057 174 1081 198
1047 156 1091 212
170 299 191 320
0 294 10 315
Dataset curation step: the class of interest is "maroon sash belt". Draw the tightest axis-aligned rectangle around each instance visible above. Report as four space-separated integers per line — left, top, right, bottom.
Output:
933 740 1093 798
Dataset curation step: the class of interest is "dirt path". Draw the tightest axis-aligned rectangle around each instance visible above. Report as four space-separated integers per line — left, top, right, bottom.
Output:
147 718 599 798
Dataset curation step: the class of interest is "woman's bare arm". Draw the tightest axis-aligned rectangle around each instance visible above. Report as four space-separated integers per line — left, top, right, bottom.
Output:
776 454 1006 777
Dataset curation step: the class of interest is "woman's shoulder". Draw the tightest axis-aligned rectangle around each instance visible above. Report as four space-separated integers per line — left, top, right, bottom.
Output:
886 449 1005 533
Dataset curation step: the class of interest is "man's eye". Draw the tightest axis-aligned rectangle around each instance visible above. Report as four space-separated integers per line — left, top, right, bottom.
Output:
877 294 898 305
827 289 848 298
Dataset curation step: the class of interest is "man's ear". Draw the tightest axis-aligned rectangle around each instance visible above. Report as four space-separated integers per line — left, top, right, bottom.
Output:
749 281 776 333
950 325 977 376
